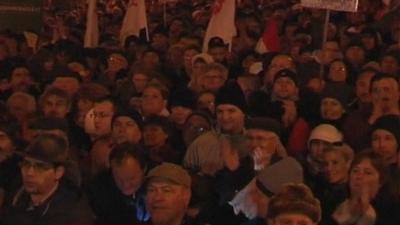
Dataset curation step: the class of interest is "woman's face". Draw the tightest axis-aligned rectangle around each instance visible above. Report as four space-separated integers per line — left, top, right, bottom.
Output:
323 151 350 184
349 159 380 200
320 98 345 121
371 129 398 165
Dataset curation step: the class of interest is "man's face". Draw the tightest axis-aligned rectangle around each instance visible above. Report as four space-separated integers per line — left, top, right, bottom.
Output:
371 129 398 165
355 71 374 103
216 104 245 134
42 95 70 119
0 131 13 162
371 78 400 111
245 129 278 166
93 101 114 137
272 77 298 100
52 77 80 97
141 87 166 117
202 69 226 92
112 116 142 145
208 47 227 63
20 157 63 196
111 157 144 196
146 179 190 225
265 55 295 86
10 67 32 91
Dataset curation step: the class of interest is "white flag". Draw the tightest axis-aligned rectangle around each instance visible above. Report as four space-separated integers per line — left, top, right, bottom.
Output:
202 0 236 52
120 0 149 46
84 0 99 48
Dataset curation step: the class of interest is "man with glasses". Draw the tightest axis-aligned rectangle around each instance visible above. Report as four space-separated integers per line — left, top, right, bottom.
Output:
1 134 94 225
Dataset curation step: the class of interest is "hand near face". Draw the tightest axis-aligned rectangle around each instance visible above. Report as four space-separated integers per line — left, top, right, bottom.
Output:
282 100 297 127
349 186 371 215
253 146 273 171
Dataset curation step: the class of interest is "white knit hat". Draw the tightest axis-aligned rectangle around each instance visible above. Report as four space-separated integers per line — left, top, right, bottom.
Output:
308 124 343 147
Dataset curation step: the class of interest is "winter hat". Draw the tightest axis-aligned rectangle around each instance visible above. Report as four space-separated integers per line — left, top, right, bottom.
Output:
169 88 196 110
308 124 343 147
246 117 283 137
320 82 352 109
370 114 400 147
112 108 144 129
273 69 299 87
215 82 248 114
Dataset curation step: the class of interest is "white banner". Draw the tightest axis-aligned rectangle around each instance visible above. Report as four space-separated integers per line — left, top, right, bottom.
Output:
301 0 359 12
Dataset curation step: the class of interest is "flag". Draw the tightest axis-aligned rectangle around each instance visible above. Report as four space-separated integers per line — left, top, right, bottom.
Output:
255 18 281 54
120 0 149 46
202 0 236 52
84 0 99 48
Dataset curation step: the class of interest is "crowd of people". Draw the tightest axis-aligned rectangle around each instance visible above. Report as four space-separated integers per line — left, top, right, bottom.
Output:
0 0 400 224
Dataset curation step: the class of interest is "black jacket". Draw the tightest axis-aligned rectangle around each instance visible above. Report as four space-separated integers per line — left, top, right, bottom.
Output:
1 181 94 225
86 170 149 224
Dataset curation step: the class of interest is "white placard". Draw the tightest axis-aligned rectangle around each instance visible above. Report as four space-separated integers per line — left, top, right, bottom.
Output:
301 0 359 12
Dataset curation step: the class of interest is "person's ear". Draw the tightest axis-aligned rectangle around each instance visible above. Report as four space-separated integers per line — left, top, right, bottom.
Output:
54 166 65 181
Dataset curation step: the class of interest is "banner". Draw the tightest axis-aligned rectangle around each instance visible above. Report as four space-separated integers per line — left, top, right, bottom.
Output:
0 0 43 33
301 0 359 12
202 0 236 52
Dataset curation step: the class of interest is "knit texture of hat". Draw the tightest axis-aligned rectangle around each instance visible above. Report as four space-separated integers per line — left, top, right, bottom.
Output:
370 114 400 146
215 82 247 114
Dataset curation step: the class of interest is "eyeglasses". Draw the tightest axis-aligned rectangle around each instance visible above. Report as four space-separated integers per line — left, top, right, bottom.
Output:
19 159 55 172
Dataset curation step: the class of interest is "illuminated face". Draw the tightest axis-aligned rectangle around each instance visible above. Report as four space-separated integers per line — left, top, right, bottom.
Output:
20 157 64 196
320 98 345 121
349 159 380 200
216 104 245 134
371 78 400 111
146 179 190 225
93 101 114 138
272 77 298 100
323 151 350 184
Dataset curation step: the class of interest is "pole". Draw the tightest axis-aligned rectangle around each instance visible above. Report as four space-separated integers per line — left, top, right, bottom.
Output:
320 9 331 80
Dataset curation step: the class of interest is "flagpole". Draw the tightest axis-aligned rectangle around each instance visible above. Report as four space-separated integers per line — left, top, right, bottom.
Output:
320 9 330 80
163 1 167 28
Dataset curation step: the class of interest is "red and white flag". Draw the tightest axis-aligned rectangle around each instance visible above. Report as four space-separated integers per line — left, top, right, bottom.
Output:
255 18 281 54
120 0 149 45
84 0 99 48
202 0 236 52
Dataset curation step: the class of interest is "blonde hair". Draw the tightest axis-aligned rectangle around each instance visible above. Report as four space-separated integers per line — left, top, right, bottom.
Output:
324 143 354 163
